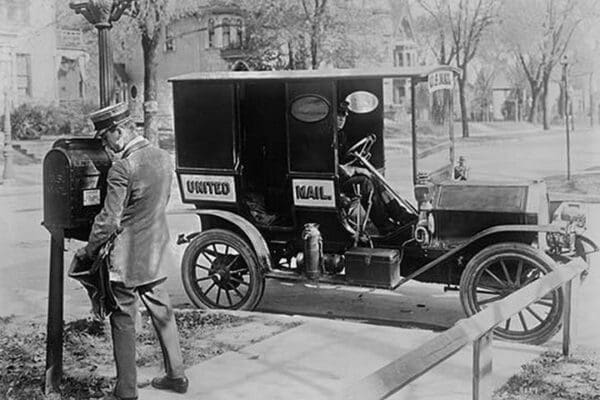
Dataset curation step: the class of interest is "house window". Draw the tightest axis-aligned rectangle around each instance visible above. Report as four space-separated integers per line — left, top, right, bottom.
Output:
236 19 243 48
394 45 404 67
208 18 215 48
165 25 175 52
406 52 411 67
222 18 231 48
16 53 31 96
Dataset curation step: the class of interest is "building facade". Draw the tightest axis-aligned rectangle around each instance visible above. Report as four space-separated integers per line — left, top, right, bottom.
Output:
121 6 245 126
0 0 90 116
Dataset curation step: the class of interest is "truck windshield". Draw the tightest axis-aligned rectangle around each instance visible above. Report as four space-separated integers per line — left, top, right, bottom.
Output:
383 77 456 199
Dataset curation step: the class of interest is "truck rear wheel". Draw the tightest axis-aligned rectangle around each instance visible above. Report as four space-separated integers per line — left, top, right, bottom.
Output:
181 229 265 310
459 242 563 345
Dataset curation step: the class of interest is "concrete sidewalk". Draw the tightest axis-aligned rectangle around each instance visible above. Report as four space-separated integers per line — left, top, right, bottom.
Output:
138 316 543 400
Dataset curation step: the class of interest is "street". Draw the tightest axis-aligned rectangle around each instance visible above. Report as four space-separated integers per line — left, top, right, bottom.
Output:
0 127 599 346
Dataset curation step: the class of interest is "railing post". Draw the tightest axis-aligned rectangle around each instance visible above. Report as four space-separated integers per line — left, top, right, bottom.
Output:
562 276 577 357
473 331 493 400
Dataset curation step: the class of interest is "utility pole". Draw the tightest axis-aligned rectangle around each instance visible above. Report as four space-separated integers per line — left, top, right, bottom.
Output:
561 55 571 181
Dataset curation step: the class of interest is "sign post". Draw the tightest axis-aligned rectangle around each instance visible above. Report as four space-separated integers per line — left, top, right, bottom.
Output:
560 55 571 181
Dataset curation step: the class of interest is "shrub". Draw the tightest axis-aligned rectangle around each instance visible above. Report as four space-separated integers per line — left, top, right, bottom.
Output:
10 102 97 140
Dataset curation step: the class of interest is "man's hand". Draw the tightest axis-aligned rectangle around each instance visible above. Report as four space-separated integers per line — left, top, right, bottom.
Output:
75 247 90 260
354 166 372 177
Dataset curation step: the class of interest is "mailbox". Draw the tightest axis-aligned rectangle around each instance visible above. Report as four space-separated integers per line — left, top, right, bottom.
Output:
43 138 111 240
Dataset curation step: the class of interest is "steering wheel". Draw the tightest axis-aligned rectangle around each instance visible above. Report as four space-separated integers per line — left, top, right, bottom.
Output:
345 134 376 163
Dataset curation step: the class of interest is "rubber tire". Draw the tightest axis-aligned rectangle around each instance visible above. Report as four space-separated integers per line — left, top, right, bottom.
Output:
459 242 564 345
181 229 265 311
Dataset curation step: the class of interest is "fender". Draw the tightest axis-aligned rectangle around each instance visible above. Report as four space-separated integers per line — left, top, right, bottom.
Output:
576 234 599 254
185 209 273 273
396 224 567 288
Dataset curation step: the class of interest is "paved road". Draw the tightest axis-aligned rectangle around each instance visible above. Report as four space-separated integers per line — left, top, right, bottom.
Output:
1 127 599 345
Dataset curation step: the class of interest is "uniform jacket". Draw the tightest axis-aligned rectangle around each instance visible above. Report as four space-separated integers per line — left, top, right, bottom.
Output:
85 138 174 287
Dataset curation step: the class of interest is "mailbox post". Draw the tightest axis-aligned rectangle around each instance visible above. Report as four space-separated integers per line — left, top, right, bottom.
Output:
43 139 111 393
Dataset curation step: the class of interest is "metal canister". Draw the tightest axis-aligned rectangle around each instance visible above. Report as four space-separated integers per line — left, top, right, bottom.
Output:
302 223 323 280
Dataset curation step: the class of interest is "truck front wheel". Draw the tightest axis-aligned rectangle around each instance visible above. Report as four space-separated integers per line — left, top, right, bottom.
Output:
459 242 564 345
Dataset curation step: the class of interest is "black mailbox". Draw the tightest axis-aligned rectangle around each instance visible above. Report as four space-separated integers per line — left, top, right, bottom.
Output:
43 138 111 240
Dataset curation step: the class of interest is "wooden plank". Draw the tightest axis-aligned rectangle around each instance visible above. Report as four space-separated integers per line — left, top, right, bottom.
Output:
562 270 585 356
340 259 588 400
473 331 493 400
562 278 575 356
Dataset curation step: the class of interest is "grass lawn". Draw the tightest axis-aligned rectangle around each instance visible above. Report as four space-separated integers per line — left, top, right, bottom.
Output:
545 171 600 198
494 348 600 400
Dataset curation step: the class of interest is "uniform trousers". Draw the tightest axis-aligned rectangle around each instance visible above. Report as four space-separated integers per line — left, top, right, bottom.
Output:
341 174 390 232
110 279 185 399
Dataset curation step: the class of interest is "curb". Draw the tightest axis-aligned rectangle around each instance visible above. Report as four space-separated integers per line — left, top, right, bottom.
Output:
549 192 600 204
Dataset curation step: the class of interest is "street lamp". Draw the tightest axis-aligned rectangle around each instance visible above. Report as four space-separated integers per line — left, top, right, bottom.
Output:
560 54 571 181
70 0 132 107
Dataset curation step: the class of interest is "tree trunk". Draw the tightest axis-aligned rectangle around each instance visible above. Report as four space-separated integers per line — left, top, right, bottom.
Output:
288 40 294 70
541 76 550 130
458 75 469 138
142 32 160 147
310 23 319 69
527 86 540 123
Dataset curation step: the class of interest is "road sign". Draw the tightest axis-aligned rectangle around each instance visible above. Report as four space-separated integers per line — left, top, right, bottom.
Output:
428 69 454 93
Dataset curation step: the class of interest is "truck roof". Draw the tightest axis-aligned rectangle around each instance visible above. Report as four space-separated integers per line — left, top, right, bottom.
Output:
169 65 460 82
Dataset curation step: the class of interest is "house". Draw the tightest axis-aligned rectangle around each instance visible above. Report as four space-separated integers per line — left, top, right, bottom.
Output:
348 0 420 117
0 0 89 114
1 0 57 112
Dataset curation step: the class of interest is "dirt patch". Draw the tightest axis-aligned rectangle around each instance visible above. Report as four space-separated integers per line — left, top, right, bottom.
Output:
545 173 600 198
0 310 301 399
494 348 600 400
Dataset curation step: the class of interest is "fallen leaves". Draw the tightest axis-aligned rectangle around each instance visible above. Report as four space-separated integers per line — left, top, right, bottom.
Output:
1 310 299 399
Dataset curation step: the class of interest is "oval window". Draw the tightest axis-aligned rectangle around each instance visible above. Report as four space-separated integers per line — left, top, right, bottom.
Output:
290 95 330 123
345 91 379 114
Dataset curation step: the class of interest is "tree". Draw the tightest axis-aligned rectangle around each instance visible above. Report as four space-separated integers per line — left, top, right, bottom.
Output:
413 10 455 65
415 0 500 138
499 0 593 129
238 0 307 69
302 0 328 69
124 0 211 146
239 0 384 70
62 0 208 145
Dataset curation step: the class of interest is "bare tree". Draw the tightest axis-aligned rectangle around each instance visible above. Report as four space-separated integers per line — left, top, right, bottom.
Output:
500 0 589 129
240 0 384 70
416 0 500 137
124 0 210 145
300 0 328 69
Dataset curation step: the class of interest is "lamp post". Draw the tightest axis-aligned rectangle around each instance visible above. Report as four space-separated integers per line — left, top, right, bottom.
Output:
69 0 132 107
560 54 571 181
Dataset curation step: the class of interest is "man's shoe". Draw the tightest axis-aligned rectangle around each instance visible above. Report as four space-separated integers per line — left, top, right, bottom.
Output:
151 375 189 394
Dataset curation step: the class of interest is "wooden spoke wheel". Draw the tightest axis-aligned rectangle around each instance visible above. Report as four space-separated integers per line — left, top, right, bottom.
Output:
181 229 265 310
459 243 564 345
